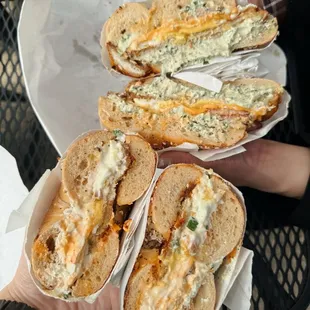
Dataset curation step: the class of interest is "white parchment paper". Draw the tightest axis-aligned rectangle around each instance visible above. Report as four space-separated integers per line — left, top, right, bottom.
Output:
19 0 288 156
0 146 28 237
120 168 253 310
217 247 254 310
0 146 28 289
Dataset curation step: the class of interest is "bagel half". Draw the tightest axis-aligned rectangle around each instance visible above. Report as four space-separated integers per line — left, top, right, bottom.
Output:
124 164 245 309
31 130 156 300
98 76 283 149
102 2 278 77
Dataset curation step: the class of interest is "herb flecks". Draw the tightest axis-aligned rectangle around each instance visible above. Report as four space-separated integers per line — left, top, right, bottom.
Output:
113 129 123 137
171 238 180 250
187 217 199 231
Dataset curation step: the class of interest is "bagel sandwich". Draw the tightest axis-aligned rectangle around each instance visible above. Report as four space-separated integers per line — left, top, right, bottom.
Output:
124 164 245 309
31 130 157 300
98 76 283 149
102 1 278 77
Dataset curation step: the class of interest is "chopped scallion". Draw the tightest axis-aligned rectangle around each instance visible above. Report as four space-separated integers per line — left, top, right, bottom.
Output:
187 217 198 231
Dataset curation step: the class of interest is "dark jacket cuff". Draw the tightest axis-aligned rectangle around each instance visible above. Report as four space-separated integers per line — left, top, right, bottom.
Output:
0 301 35 310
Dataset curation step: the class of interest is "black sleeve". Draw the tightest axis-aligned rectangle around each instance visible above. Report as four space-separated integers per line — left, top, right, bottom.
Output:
0 301 35 310
290 176 310 229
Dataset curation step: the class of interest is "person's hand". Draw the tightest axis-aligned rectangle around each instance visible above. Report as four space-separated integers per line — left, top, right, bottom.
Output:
159 139 310 199
0 252 120 310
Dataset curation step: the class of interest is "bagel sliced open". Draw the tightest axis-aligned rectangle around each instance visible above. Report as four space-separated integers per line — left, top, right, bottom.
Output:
99 76 283 149
124 164 245 309
102 3 278 77
31 130 156 300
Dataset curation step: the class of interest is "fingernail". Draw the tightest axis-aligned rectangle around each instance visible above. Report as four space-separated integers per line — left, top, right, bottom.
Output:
158 157 173 168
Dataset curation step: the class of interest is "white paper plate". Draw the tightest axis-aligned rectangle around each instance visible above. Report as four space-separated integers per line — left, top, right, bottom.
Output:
18 0 287 155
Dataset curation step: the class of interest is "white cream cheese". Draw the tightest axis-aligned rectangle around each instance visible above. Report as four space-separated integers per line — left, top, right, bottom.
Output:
92 139 127 199
180 173 218 253
133 98 160 111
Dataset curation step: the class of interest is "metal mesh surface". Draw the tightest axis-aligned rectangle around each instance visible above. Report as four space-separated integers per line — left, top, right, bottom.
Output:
0 0 58 190
0 1 309 310
245 210 310 310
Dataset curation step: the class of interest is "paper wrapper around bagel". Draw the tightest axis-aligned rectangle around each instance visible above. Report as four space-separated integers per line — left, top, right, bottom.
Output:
22 130 157 303
119 168 253 310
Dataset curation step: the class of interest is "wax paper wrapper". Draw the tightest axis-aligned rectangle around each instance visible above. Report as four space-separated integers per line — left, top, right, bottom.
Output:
0 146 28 289
119 168 253 310
0 146 28 237
5 130 157 303
19 0 284 155
195 44 287 86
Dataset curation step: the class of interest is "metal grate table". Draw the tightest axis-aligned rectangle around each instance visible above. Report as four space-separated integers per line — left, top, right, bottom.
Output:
1 1 310 309
0 0 57 190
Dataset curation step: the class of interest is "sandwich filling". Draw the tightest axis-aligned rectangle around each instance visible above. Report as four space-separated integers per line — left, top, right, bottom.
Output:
92 139 128 200
107 93 248 145
116 7 277 73
140 172 225 309
134 16 275 73
129 76 280 117
38 137 129 296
